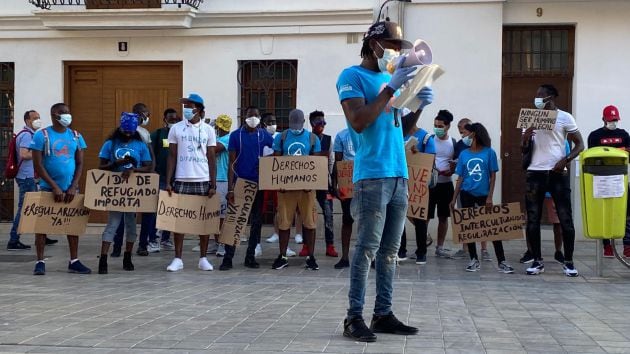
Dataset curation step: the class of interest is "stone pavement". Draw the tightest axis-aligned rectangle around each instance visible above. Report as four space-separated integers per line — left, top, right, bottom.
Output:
1 222 630 354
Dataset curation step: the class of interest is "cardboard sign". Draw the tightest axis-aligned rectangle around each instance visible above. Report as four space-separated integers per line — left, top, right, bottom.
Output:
452 202 525 243
18 192 90 236
259 156 329 190
84 169 160 212
336 160 354 200
406 151 435 220
155 191 220 235
218 179 258 246
517 109 559 130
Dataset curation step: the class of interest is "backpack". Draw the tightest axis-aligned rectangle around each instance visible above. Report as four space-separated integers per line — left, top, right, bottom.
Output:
279 130 317 155
3 129 32 179
41 127 81 157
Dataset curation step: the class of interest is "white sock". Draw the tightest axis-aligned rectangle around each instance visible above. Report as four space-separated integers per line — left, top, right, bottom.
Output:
36 260 45 264
70 259 78 264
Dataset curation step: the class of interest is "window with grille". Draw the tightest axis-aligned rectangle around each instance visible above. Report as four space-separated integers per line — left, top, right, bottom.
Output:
237 60 297 130
0 62 15 221
503 27 574 77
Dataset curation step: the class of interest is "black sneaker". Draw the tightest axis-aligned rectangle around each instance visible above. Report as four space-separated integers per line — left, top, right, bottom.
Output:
343 317 376 342
415 254 427 265
370 313 419 335
123 252 134 271
45 237 58 245
554 251 565 264
563 262 579 277
110 245 121 258
305 256 319 270
98 255 108 274
7 241 31 251
219 258 232 271
526 261 544 275
244 255 260 269
33 261 45 275
136 247 149 256
272 255 288 270
334 259 350 269
397 251 407 261
68 260 91 274
519 250 534 264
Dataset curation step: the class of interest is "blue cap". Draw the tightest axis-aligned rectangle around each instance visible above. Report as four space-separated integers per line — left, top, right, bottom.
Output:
180 93 204 105
120 112 139 133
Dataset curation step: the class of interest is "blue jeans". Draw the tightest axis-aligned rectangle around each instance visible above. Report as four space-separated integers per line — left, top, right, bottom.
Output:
347 177 408 319
316 190 334 245
102 211 137 243
10 178 37 243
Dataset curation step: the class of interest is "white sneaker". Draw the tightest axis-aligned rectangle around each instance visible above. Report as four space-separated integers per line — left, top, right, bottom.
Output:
466 259 480 272
295 234 303 244
147 242 160 253
241 235 249 242
166 258 184 272
266 233 279 243
198 257 214 271
255 244 262 257
563 262 579 277
216 244 225 257
192 245 200 252
286 247 297 257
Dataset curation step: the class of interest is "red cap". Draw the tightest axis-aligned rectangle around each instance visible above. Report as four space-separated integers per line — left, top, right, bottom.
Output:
603 105 620 121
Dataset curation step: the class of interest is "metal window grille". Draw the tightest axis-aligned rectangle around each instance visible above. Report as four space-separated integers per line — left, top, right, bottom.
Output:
503 26 575 77
237 60 298 130
0 63 15 221
28 0 203 10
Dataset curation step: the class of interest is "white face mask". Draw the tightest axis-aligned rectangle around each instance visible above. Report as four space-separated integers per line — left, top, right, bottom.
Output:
606 121 618 130
141 117 150 126
183 108 195 121
167 123 175 128
31 119 42 130
245 116 260 128
266 124 277 135
534 97 546 109
375 42 399 73
290 128 304 135
57 114 72 127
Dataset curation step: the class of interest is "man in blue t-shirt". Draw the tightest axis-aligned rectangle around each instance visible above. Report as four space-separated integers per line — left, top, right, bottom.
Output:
222 106 273 270
29 103 91 276
332 128 356 269
336 21 434 342
270 109 322 271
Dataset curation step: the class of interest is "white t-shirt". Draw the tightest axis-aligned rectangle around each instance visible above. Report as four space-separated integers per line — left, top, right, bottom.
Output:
137 126 151 144
168 120 217 182
529 109 578 171
434 135 455 183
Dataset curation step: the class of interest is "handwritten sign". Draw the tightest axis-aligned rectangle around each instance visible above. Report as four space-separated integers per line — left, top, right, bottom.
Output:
18 192 90 235
84 169 159 212
336 160 354 200
218 179 258 246
517 109 558 130
259 156 328 190
406 152 435 220
155 191 220 235
452 202 525 243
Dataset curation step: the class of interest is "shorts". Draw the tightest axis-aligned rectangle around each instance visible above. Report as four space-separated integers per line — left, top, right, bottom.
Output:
173 181 210 196
277 190 317 230
341 198 354 225
216 181 228 218
428 181 454 219
544 197 559 224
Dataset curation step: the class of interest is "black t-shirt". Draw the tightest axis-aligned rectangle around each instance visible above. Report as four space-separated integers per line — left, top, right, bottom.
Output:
587 127 630 149
453 139 468 160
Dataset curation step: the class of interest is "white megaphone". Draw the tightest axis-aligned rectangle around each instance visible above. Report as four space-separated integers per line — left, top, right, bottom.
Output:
390 39 433 70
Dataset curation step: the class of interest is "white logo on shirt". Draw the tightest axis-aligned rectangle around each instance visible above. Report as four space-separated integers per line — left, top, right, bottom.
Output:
466 158 484 182
287 142 307 156
339 84 353 94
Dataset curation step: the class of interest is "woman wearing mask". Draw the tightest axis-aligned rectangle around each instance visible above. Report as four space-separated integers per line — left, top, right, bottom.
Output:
97 113 153 274
450 123 514 274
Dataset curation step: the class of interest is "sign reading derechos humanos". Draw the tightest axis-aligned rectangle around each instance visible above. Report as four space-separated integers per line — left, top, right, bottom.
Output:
259 156 328 190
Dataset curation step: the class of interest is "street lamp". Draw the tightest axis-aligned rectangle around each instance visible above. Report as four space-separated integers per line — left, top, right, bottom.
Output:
377 0 412 22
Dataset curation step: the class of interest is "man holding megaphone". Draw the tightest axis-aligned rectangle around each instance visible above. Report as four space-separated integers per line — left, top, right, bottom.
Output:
336 21 434 342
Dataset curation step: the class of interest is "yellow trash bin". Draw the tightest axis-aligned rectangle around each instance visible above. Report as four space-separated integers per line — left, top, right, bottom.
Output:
580 146 628 239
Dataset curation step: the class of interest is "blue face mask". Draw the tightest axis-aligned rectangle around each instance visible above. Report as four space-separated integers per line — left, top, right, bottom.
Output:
290 128 304 135
57 113 72 127
183 108 195 121
462 135 473 146
434 127 446 138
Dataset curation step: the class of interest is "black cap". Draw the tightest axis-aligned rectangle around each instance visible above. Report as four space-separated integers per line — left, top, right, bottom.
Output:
363 21 413 49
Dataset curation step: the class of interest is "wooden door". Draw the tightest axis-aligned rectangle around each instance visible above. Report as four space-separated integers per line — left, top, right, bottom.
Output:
65 62 182 222
501 26 574 207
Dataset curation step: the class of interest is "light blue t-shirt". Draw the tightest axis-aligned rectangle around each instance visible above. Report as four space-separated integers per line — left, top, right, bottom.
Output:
455 147 499 197
16 127 35 179
29 126 87 191
98 139 151 172
216 133 230 182
405 129 436 154
272 130 322 156
333 129 356 161
336 65 407 183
